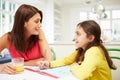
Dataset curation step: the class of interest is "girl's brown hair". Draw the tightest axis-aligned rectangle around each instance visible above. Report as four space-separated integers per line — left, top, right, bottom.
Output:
75 20 116 70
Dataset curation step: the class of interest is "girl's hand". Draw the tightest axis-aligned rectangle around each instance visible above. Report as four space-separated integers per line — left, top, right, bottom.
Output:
71 62 79 66
37 61 50 69
0 63 16 74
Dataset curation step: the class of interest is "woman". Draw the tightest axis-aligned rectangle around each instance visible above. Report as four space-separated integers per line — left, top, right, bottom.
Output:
0 4 52 74
37 20 116 80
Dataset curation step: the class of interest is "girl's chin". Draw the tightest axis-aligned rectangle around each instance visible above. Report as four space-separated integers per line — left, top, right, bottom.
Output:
75 45 81 49
75 45 79 49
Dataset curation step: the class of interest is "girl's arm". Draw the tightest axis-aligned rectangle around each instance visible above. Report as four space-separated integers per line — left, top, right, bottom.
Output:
37 51 77 69
70 47 103 80
50 51 77 68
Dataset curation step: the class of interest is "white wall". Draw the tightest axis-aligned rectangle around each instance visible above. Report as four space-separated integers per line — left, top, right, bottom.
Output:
42 0 54 43
1 0 55 43
50 43 76 59
60 4 120 43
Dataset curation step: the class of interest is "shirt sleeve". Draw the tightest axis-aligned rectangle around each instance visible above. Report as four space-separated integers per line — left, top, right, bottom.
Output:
50 51 78 68
70 47 103 80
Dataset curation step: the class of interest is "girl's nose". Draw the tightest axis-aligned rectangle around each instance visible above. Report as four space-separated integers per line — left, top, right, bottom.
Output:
73 36 76 41
72 38 75 41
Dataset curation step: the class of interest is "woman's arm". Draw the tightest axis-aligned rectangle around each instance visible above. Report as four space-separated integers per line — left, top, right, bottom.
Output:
38 28 53 61
24 28 53 66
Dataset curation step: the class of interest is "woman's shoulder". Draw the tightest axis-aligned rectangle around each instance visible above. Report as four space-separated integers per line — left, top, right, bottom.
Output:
0 33 11 48
1 33 10 40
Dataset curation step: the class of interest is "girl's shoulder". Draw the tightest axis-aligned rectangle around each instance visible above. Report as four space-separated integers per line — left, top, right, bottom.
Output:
88 46 100 51
86 46 102 54
86 46 104 57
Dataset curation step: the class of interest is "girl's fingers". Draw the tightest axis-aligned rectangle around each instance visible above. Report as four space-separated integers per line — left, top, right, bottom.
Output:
43 62 49 69
37 61 44 69
37 61 50 69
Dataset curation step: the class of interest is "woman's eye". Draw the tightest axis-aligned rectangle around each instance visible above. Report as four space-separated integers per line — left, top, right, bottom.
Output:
35 20 39 23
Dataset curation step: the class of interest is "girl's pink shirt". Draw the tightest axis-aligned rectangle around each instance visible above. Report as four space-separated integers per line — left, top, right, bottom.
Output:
8 42 43 61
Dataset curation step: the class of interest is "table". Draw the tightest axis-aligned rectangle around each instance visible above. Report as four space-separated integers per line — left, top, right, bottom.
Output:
0 66 79 80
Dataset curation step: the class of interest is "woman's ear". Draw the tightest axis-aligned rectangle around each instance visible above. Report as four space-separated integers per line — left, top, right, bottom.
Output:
24 22 27 27
88 35 95 42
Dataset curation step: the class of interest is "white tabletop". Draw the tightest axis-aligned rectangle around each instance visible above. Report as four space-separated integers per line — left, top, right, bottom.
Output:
0 66 79 80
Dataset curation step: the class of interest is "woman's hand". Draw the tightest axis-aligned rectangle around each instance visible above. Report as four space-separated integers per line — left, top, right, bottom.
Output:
0 63 16 74
37 61 50 69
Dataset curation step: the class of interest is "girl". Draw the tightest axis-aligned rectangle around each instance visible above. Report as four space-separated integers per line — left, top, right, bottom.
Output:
37 20 116 80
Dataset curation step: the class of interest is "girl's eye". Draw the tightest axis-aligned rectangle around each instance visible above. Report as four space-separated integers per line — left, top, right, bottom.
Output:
76 32 80 36
77 34 79 36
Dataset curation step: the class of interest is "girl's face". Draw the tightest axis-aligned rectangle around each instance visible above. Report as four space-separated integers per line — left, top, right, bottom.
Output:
74 26 94 49
24 13 41 37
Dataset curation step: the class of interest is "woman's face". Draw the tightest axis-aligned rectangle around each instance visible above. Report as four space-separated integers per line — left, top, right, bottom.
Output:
24 13 41 37
74 26 93 49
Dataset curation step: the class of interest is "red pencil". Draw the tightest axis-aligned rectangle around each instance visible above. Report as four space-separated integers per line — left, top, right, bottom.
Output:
24 68 59 79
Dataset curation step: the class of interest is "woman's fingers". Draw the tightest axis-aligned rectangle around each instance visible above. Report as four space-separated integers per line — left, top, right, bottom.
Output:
1 64 16 74
5 64 16 74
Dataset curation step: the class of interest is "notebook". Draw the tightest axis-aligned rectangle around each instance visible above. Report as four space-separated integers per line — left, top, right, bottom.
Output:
24 66 78 80
41 66 72 78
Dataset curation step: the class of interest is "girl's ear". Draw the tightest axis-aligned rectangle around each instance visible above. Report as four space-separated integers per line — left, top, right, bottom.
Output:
88 35 95 42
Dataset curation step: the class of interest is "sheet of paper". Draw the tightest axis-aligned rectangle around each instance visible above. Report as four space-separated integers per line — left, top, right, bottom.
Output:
40 66 79 80
25 66 79 80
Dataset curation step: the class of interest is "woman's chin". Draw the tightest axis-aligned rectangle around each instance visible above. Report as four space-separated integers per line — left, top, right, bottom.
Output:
32 32 39 35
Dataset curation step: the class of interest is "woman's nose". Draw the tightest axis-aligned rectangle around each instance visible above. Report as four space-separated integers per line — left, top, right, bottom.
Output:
39 23 42 28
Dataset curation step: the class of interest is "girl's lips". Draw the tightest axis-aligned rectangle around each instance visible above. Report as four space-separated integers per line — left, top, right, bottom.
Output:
75 41 79 44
